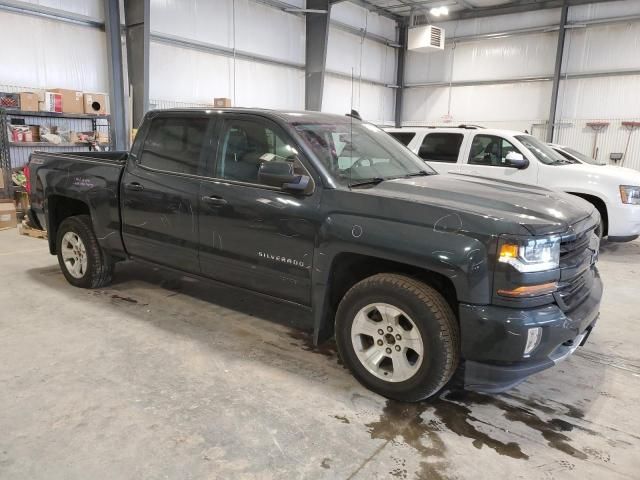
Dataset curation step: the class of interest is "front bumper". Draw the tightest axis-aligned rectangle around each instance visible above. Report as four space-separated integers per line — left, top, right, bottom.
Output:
458 272 602 393
608 203 640 241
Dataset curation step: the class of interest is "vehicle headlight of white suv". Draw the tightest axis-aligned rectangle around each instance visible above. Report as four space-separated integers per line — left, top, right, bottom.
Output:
620 185 640 205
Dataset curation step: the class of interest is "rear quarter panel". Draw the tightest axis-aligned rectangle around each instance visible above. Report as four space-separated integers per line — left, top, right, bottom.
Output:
30 152 126 256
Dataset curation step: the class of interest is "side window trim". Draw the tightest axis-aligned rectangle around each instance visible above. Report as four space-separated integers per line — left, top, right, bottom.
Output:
206 114 317 193
467 134 524 167
419 132 464 163
134 113 215 178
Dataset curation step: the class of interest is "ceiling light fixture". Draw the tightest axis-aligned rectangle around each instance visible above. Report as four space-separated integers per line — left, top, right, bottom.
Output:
429 6 449 17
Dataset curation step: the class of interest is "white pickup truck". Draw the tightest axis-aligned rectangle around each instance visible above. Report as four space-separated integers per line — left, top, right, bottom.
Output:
386 126 640 242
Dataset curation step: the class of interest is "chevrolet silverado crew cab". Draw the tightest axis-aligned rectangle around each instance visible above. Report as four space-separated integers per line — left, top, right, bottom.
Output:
386 126 640 242
27 109 602 402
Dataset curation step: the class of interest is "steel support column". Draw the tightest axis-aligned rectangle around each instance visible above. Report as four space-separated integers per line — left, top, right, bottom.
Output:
124 0 150 129
395 24 407 128
305 0 332 111
547 2 568 142
104 0 127 149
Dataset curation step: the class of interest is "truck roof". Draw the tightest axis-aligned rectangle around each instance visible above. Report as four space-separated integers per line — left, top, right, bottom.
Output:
148 108 358 125
385 126 528 137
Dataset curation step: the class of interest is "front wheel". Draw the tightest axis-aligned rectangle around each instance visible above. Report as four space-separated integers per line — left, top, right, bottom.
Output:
335 273 459 402
56 215 113 288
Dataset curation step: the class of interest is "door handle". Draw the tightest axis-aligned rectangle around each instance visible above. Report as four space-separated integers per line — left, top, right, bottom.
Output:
125 182 144 191
201 195 228 206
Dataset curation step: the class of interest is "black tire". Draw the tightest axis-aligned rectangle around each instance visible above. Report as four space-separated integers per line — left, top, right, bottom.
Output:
335 273 459 402
56 215 113 288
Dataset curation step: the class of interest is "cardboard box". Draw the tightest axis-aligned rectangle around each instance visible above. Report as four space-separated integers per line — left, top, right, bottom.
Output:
19 92 39 111
40 92 62 113
0 200 17 231
214 97 232 108
50 88 84 114
83 93 107 115
0 92 20 109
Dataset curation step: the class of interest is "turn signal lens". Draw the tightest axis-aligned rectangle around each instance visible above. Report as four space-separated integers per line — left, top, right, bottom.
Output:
497 282 558 298
499 243 519 260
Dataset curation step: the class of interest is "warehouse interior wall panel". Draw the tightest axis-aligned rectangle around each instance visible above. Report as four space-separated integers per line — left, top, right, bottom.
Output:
563 23 640 75
149 41 304 109
15 0 105 20
568 0 640 22
330 1 397 41
557 75 640 120
326 28 396 84
0 10 108 92
407 33 558 85
432 8 561 39
402 81 553 133
322 76 394 126
150 0 305 64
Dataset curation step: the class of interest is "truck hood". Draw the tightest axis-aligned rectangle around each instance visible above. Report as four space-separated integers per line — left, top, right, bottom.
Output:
357 173 594 236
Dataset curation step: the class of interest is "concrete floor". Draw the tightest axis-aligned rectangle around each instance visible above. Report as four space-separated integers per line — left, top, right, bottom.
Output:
1 229 639 480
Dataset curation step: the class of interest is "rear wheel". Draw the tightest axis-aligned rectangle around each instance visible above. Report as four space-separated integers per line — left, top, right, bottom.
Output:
56 215 113 288
335 273 459 402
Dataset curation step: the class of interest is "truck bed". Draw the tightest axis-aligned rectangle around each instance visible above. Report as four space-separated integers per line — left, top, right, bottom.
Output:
28 150 129 257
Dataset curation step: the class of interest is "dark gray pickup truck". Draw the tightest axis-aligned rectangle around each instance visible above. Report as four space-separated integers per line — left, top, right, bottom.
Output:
26 108 602 401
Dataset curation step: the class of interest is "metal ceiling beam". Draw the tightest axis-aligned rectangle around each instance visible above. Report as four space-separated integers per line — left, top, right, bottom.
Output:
547 2 568 142
345 0 403 22
150 32 305 70
448 0 621 21
124 0 150 129
306 1 333 110
331 19 399 46
0 0 103 28
104 0 127 149
395 24 407 127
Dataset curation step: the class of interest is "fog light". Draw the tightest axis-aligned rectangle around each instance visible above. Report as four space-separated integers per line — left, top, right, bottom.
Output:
524 327 542 356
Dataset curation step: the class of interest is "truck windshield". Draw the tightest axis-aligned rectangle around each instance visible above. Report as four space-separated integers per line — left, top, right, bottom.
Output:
515 135 572 165
292 121 435 187
561 146 606 165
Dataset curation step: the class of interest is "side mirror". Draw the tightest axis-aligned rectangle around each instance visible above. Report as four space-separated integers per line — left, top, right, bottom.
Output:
505 151 529 169
258 161 311 193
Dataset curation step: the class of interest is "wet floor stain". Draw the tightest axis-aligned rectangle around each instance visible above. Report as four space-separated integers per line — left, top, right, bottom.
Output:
110 294 147 306
360 389 597 479
332 415 350 424
287 330 339 359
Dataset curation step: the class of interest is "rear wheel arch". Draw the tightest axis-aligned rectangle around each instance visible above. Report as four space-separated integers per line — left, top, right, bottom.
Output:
566 192 608 237
47 195 91 254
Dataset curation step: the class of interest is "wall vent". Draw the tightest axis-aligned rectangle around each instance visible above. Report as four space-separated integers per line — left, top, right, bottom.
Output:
408 25 445 51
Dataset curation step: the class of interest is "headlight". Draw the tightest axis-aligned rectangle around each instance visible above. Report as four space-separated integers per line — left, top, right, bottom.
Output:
498 236 560 273
620 185 640 205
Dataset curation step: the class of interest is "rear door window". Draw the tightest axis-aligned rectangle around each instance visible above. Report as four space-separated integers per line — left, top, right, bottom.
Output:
388 131 416 146
418 133 463 163
139 116 210 175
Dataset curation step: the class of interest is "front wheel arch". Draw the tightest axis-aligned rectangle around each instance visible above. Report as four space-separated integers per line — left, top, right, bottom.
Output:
567 192 608 237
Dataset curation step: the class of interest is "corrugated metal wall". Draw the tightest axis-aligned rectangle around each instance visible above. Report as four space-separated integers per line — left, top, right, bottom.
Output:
402 0 640 171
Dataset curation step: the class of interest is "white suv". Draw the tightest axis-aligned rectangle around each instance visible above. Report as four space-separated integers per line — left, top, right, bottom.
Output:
386 126 640 242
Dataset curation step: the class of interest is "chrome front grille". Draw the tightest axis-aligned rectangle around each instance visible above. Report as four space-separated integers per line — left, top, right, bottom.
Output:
555 222 599 312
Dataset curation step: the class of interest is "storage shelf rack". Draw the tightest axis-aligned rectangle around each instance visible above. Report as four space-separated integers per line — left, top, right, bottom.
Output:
0 108 111 199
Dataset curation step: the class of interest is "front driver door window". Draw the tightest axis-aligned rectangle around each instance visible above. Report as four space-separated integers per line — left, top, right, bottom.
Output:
462 134 537 183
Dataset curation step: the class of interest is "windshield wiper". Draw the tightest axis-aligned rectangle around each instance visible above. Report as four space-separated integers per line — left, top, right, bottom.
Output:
405 170 433 177
349 177 386 188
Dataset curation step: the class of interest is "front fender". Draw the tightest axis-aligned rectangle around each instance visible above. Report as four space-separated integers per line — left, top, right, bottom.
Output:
311 213 496 343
